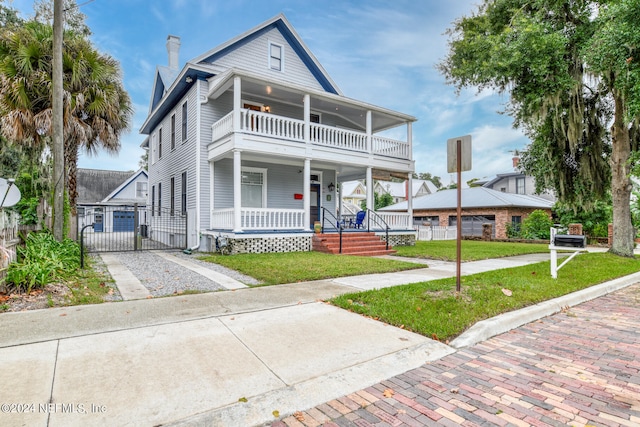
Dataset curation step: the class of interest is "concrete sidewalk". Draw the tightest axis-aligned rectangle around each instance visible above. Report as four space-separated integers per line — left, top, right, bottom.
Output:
0 249 636 427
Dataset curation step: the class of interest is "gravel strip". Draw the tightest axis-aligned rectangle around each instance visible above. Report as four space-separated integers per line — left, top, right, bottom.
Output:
109 250 260 297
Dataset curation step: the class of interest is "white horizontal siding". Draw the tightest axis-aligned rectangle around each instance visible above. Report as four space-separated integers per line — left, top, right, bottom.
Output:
204 27 325 92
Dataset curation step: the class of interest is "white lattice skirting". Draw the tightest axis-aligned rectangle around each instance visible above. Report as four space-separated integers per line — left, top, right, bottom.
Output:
229 235 312 254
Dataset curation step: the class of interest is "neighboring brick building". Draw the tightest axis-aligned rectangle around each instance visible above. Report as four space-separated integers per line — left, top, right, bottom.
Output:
381 187 554 239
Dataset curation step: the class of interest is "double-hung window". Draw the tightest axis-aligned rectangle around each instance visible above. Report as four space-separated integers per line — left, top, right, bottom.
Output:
170 177 175 216
170 114 176 150
181 171 187 215
241 167 266 208
181 101 188 141
269 42 283 71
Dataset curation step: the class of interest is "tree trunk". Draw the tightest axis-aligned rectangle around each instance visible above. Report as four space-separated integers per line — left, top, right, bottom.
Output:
609 92 635 257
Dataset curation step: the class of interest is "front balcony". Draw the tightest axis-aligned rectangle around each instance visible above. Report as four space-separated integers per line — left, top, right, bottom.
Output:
211 109 411 161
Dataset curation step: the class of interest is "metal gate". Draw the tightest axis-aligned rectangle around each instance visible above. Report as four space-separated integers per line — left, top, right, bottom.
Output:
79 205 187 253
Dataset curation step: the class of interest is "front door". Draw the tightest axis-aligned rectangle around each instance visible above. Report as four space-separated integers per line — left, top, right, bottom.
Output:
93 214 104 232
310 184 320 229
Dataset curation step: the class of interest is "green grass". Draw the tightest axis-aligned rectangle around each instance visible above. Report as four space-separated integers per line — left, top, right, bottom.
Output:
197 251 422 285
331 253 640 342
394 240 552 261
66 258 118 305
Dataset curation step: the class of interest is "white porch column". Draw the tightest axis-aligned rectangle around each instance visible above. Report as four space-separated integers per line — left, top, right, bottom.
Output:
209 161 215 228
303 94 310 144
407 173 413 227
407 121 413 160
233 150 242 232
366 110 372 154
303 158 311 229
233 77 241 132
366 166 373 212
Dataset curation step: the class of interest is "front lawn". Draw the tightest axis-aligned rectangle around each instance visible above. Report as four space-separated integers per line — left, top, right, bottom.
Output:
197 251 422 285
394 240 552 261
331 253 640 342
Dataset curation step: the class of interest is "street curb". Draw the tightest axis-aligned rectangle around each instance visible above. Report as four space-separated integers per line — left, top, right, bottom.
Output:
165 340 455 427
449 271 640 349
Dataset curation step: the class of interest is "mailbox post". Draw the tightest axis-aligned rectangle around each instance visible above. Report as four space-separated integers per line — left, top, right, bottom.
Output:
549 228 587 278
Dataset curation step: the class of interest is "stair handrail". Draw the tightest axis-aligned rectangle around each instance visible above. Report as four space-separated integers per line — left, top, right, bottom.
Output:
366 209 390 250
321 207 344 254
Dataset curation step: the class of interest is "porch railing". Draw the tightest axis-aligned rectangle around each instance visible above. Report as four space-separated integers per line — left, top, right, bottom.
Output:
241 110 305 142
211 109 410 160
211 208 306 230
372 135 410 159
211 111 234 142
310 123 367 152
372 212 412 230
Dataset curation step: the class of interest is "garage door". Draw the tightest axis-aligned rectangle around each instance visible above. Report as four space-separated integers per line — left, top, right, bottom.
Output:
449 215 495 237
113 211 135 232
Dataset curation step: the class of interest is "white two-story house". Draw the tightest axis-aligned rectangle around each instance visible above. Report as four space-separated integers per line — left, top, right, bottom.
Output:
140 14 416 253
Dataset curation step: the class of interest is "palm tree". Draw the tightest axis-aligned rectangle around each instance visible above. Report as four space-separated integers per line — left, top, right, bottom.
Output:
0 21 132 228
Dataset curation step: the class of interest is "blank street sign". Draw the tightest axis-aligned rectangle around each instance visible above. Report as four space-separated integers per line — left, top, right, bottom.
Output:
447 135 472 173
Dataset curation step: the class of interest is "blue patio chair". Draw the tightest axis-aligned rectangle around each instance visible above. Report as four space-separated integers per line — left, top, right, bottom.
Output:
353 210 366 229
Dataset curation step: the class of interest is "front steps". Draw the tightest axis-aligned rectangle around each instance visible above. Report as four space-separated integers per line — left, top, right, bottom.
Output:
312 232 396 256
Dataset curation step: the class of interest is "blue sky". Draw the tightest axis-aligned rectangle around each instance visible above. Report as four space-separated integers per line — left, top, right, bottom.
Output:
10 0 526 184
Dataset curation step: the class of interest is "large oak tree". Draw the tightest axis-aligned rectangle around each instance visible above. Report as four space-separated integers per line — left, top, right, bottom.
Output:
439 0 640 257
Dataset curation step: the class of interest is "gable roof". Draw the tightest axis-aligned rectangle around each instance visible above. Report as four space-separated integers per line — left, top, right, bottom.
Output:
380 187 554 211
191 14 341 95
340 180 366 198
103 169 148 202
375 179 437 198
76 168 147 205
141 14 342 135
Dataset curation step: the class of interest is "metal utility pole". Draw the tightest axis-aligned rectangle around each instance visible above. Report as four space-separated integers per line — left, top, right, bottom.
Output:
52 0 64 241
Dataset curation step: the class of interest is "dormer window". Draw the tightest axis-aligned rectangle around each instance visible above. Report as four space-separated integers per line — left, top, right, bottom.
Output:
269 42 283 71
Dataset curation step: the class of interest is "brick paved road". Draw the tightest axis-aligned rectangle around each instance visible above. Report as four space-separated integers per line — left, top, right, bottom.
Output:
269 283 640 427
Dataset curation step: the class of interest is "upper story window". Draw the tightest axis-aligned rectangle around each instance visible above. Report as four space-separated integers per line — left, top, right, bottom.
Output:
269 42 283 71
158 127 163 159
136 181 147 198
516 177 525 194
181 101 188 142
170 113 176 150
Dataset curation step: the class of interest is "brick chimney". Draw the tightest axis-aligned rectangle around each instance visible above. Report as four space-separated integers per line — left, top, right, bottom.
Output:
512 156 520 169
166 35 181 70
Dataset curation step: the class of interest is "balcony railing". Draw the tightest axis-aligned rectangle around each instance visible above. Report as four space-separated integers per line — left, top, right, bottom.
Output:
211 208 306 231
211 109 410 160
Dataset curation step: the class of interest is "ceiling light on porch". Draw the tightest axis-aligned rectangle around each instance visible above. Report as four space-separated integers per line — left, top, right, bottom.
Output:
266 85 272 95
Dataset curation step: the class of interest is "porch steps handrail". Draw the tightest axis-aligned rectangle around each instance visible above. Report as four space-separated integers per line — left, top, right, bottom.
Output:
366 209 390 250
321 207 343 253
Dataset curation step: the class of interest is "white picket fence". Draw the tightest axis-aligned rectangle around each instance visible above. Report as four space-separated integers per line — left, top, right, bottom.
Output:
415 225 457 241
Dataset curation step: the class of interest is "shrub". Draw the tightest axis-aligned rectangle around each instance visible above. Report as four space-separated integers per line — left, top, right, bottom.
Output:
5 231 80 293
521 210 554 240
